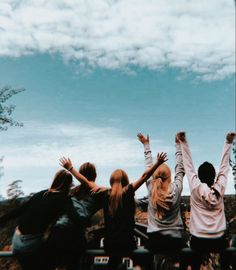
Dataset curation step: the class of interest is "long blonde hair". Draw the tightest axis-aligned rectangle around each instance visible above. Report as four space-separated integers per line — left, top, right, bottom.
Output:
150 164 172 219
109 169 130 217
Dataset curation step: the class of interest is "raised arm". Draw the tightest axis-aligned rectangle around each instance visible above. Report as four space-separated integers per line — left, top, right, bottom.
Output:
174 133 185 192
59 157 98 190
212 132 236 195
137 133 153 169
177 132 199 192
132 152 168 191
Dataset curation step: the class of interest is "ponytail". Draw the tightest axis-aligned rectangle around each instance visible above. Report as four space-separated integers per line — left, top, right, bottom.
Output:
109 169 130 217
109 182 123 217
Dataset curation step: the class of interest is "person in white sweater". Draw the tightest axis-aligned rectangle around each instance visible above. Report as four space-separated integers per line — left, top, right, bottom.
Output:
177 131 236 270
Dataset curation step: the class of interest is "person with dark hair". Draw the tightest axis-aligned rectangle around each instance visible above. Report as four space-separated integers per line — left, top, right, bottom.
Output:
137 133 186 259
0 169 81 270
60 152 167 270
197 162 216 187
46 162 104 270
177 131 236 270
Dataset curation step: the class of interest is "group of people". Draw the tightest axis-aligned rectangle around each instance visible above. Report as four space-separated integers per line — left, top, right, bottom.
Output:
0 131 235 270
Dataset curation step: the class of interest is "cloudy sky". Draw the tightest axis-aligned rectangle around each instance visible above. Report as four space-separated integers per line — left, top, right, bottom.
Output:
0 0 235 197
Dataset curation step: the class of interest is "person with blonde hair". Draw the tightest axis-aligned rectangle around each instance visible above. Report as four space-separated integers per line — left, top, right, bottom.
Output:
60 151 167 270
137 133 186 255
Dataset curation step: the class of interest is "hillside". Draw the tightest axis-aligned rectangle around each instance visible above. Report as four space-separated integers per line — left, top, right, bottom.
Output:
0 195 235 270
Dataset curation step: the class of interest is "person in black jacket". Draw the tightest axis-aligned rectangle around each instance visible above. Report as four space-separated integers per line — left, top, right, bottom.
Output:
46 162 104 270
0 169 81 270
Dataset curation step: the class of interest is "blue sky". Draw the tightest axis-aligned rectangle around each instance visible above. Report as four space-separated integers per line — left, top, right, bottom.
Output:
0 0 235 197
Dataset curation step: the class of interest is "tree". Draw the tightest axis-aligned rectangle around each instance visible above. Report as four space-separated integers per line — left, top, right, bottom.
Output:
0 86 25 188
6 180 24 201
0 85 25 131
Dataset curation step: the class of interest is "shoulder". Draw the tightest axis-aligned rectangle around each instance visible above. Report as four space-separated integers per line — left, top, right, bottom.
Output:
123 184 135 196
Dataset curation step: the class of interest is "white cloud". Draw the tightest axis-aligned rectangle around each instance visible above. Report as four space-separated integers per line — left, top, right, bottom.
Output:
0 121 173 196
0 0 234 80
0 121 171 168
1 121 235 196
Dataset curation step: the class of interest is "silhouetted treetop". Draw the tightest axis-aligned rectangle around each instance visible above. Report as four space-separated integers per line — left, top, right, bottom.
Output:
0 86 25 131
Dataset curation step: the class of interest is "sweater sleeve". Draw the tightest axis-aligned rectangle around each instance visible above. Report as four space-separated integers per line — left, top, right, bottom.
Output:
143 143 154 187
180 140 199 193
211 142 231 196
143 143 153 169
174 144 185 193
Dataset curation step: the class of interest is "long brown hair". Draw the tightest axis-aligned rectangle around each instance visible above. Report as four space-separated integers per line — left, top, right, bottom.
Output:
109 169 130 217
150 164 172 219
49 169 72 194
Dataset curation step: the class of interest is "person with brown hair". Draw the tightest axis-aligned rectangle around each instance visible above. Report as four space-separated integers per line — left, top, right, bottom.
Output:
0 169 80 270
137 133 186 256
47 162 104 270
59 151 167 270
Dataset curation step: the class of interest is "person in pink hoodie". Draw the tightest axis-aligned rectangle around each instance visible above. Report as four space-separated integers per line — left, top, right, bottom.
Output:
177 131 236 270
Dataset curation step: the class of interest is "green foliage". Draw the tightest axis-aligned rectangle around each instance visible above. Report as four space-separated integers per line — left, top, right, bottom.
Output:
0 85 25 184
0 86 25 131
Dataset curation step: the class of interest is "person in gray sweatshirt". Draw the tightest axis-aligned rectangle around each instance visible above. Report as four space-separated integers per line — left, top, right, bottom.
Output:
137 133 186 255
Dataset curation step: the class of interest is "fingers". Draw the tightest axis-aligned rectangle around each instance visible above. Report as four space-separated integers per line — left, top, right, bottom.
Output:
59 157 71 168
176 131 186 142
226 132 236 143
157 152 168 163
137 133 143 140
137 132 149 144
59 157 66 165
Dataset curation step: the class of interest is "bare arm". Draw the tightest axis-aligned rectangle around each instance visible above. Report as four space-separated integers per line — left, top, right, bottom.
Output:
132 152 168 191
59 157 98 190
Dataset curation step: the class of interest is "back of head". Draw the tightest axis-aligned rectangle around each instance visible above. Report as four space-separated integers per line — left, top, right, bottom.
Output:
79 162 97 182
50 169 72 194
153 164 171 181
109 169 130 217
198 162 216 188
110 169 129 187
71 162 97 198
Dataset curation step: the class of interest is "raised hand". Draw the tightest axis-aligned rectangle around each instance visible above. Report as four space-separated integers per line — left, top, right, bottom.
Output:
176 131 186 143
226 132 236 144
157 152 168 165
137 133 149 145
59 157 73 170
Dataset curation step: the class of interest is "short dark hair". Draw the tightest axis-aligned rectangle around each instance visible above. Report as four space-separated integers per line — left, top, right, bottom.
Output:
70 162 97 198
79 162 97 182
198 162 216 187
